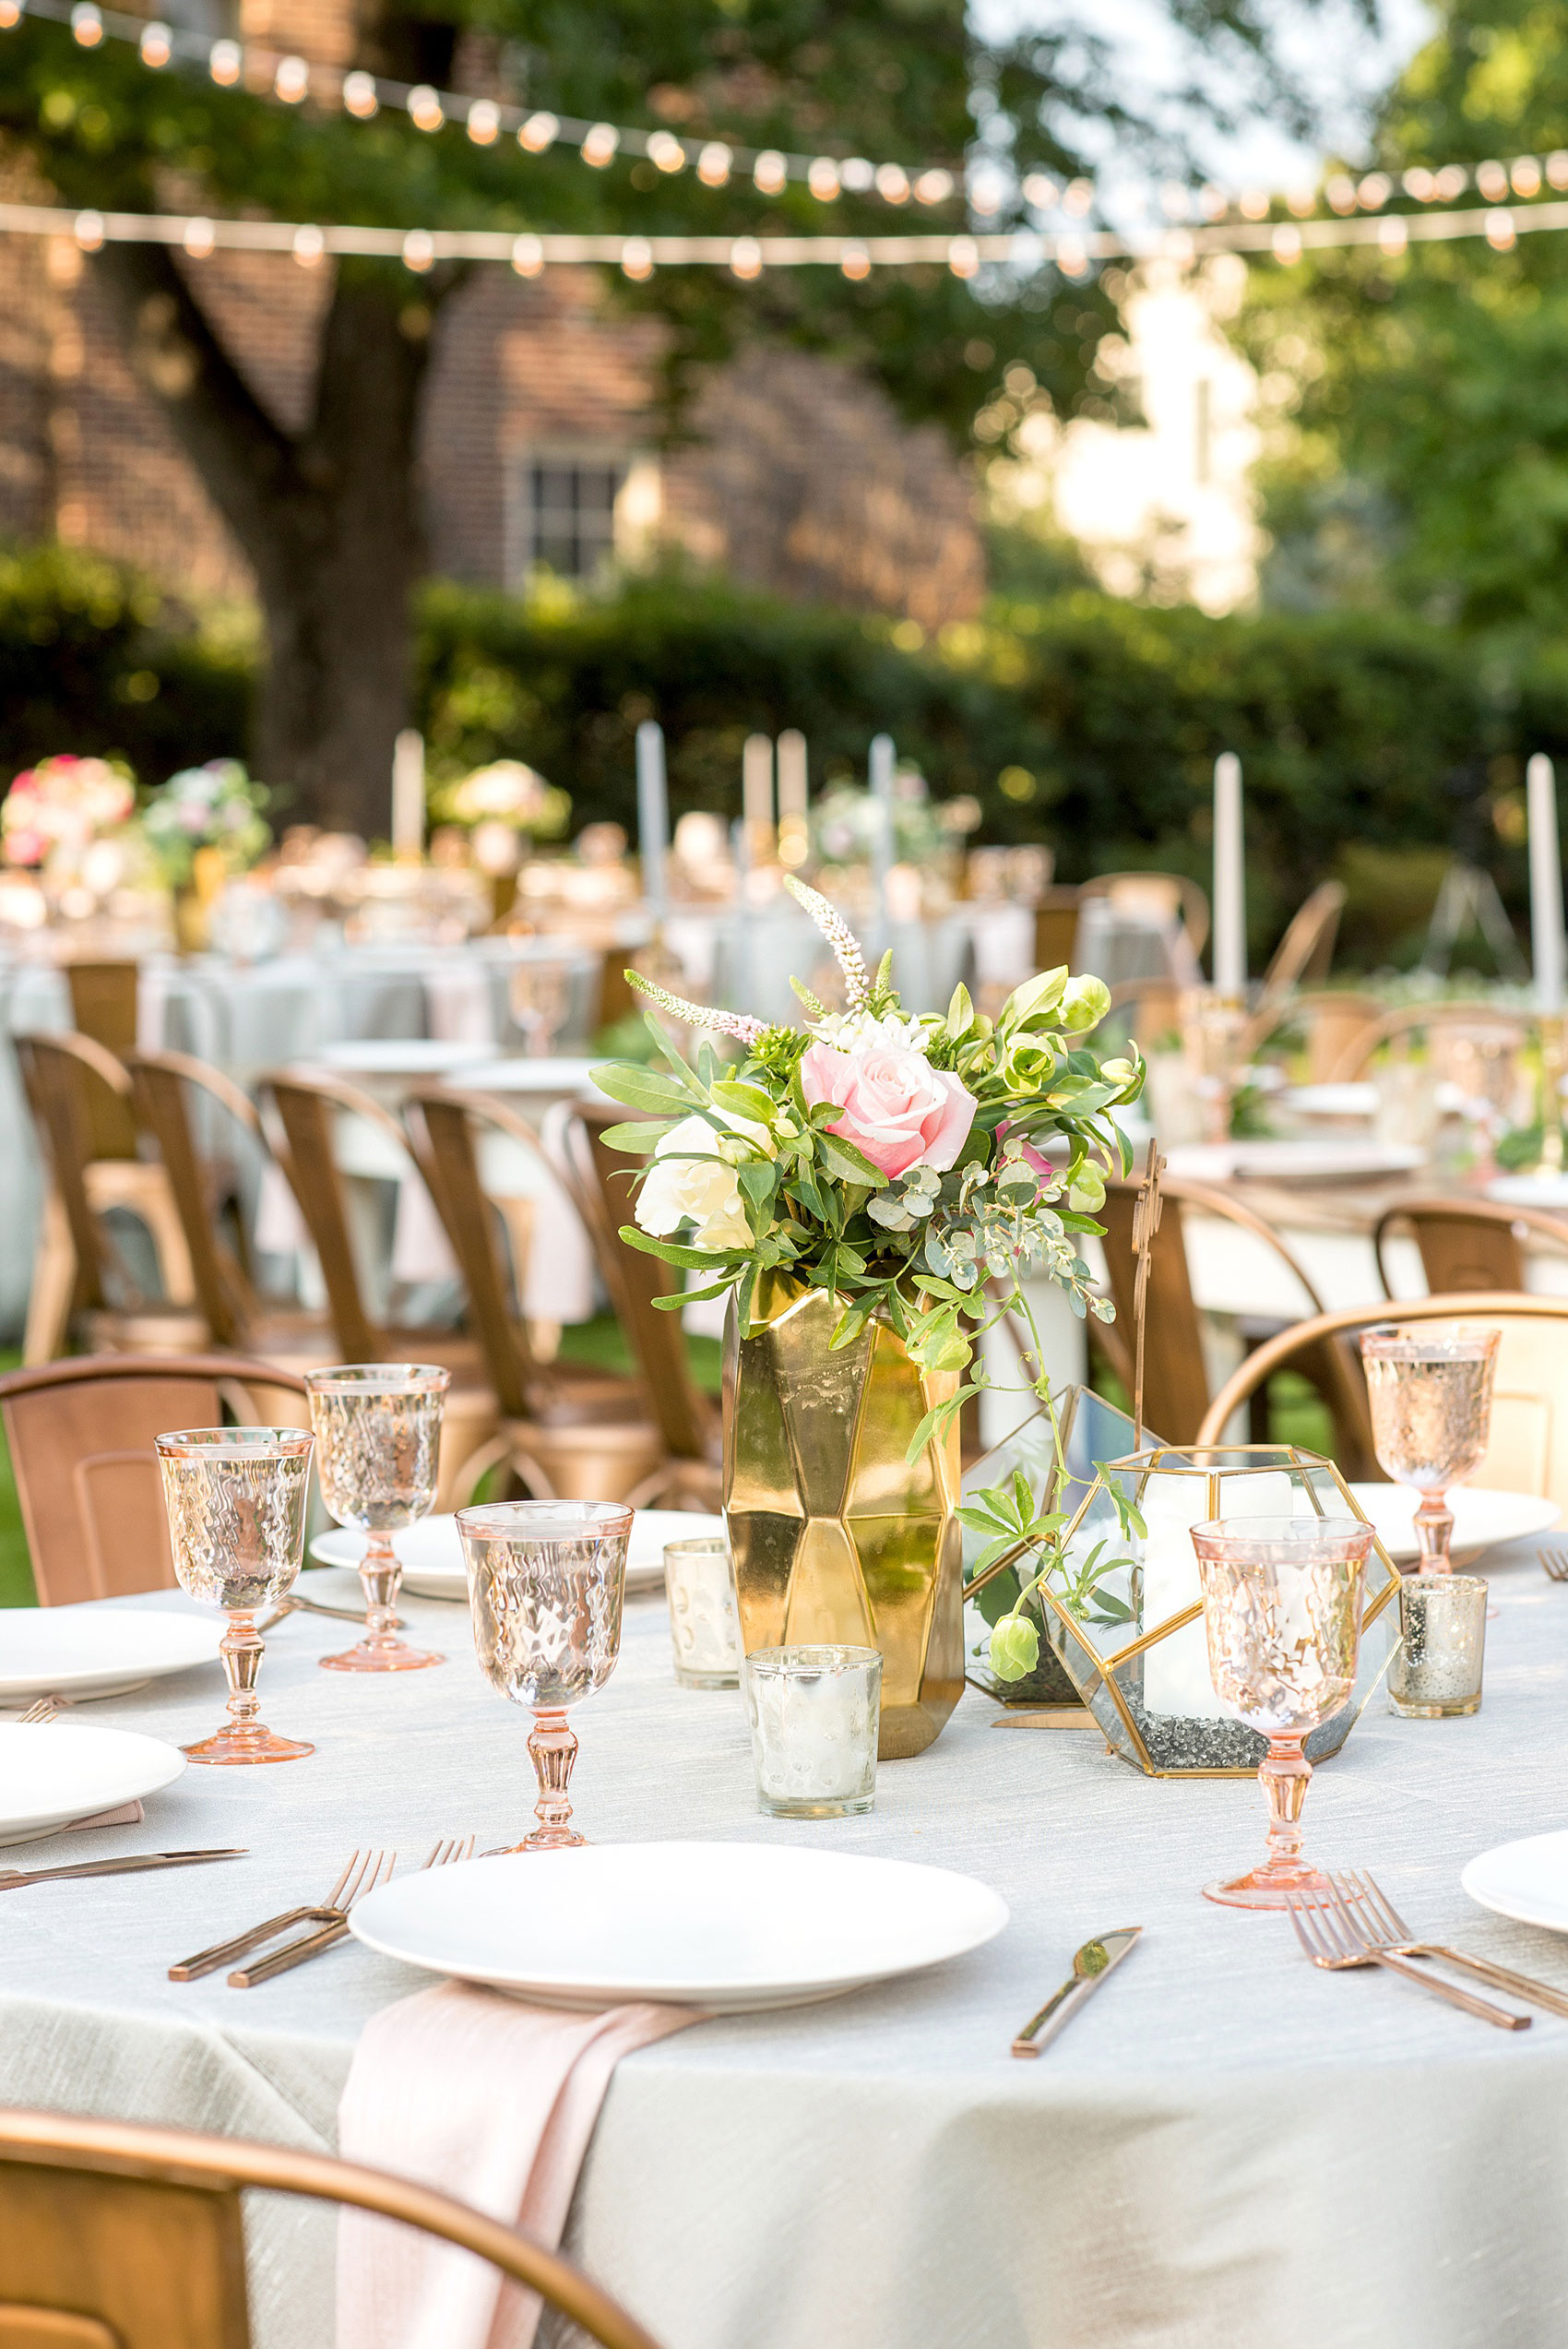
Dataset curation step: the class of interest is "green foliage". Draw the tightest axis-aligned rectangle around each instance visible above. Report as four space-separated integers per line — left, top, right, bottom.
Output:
1237 0 1568 646
0 543 252 791
13 543 1568 968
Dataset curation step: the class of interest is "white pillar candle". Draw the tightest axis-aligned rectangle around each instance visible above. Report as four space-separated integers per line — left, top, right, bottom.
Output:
1211 751 1245 997
1528 753 1565 1017
636 721 669 917
391 729 425 863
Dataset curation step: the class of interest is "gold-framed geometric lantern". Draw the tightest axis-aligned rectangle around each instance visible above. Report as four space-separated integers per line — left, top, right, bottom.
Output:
964 1387 1401 1776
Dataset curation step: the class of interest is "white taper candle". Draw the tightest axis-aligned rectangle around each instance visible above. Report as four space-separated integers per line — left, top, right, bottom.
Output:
1211 751 1245 997
636 720 669 916
391 729 424 862
1527 752 1565 1017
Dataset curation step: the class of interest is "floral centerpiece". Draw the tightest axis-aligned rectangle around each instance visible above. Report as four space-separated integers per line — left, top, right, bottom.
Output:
595 876 1142 1756
140 759 270 889
2 754 136 872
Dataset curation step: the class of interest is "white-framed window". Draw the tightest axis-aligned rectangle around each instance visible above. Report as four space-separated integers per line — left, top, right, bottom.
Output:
506 447 661 585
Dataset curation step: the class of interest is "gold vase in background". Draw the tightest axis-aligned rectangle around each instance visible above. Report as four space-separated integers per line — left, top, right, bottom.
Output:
723 1274 964 1759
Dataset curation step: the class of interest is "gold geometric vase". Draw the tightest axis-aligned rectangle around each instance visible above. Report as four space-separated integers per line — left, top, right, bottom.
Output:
723 1274 965 1759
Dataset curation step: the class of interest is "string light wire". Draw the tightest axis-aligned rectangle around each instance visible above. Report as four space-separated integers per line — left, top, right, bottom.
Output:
6 194 1566 280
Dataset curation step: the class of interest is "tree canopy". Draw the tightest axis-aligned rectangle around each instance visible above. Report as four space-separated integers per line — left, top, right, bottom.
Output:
1241 0 1568 647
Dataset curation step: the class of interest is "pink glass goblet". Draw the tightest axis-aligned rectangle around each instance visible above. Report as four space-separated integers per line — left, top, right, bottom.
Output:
155 1425 315 1765
306 1363 449 1672
1193 1515 1373 1911
456 1499 631 1850
1359 1323 1499 1570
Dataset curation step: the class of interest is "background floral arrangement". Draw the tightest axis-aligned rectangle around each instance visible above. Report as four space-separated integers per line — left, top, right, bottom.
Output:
429 758 572 841
595 876 1143 1465
1 753 135 871
139 758 270 888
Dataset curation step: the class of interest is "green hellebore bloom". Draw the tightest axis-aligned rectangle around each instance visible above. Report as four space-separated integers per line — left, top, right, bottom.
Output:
990 1613 1041 1680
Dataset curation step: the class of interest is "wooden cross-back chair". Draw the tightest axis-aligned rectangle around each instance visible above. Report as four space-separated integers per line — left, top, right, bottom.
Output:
125 1050 331 1369
14 1031 204 1363
1326 1001 1530 1084
0 1353 310 1606
1095 1173 1376 1469
257 1067 500 1504
64 958 139 1057
1372 1194 1568 1299
1246 989 1385 1083
554 1101 722 1507
1197 1294 1568 1513
1242 882 1348 1055
403 1085 669 1505
0 2105 661 2349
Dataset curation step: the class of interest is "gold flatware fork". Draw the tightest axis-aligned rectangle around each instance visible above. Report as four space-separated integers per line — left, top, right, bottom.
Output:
18 1698 59 1724
1538 1544 1568 1582
170 1848 382 1982
1332 1870 1568 2018
226 1837 471 1989
255 1593 407 1632
1287 1893 1530 2030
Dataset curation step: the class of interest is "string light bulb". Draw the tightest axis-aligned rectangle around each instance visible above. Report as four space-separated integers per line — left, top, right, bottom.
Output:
0 4 22 27
948 235 979 279
874 163 909 204
914 169 953 204
808 158 840 200
403 228 436 270
511 233 544 276
184 216 216 256
467 100 499 145
622 235 654 279
1023 173 1060 209
1486 208 1516 249
1401 167 1433 199
292 223 326 266
730 235 763 279
841 159 873 193
841 242 870 279
647 130 684 173
1358 172 1391 209
70 5 102 47
518 112 558 152
754 150 787 195
275 54 309 103
1378 215 1408 255
408 86 444 133
697 142 731 185
1239 188 1269 220
73 209 104 251
1271 223 1301 262
581 123 618 168
1513 157 1542 197
1434 164 1468 198
342 71 378 119
1477 160 1508 201
138 18 171 66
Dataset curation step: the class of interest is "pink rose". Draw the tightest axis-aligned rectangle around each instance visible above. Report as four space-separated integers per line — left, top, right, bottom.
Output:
801 1040 976 1180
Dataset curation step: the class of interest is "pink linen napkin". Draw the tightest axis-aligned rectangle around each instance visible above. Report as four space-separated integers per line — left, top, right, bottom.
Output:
338 1981 698 2349
67 1799 144 1831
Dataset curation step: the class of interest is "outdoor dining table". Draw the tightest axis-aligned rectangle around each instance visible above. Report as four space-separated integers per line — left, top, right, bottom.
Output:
4 1544 1568 2349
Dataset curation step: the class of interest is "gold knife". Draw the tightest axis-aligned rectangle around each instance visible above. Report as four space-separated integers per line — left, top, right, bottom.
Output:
1012 1926 1142 2057
0 1848 246 1891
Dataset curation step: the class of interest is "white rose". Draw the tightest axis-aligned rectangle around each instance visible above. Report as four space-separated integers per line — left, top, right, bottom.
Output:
635 1113 759 1253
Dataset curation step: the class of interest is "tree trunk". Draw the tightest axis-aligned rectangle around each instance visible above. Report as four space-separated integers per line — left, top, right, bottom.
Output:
96 246 441 838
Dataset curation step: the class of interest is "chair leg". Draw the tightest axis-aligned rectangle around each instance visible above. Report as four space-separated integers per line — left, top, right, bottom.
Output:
1247 1378 1270 1446
23 1186 77 1365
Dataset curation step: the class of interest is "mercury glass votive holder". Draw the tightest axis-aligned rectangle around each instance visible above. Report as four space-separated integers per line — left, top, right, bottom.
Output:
665 1537 740 1689
743 1645 882 1819
1388 1573 1488 1718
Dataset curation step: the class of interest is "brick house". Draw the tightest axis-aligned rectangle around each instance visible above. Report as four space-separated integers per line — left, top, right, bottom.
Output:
0 2 986 631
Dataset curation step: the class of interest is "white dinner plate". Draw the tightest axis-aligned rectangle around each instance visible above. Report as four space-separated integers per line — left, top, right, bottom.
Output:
0 1605 219 1702
1345 1482 1560 1566
1462 1830 1568 1936
309 1040 485 1078
0 1722 186 1845
350 1842 1009 2013
1166 1139 1424 1184
1280 1083 1379 1121
309 1508 727 1598
447 1057 601 1095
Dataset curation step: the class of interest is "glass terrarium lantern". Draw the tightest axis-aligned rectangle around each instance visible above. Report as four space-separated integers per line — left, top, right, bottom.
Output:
965 1398 1402 1776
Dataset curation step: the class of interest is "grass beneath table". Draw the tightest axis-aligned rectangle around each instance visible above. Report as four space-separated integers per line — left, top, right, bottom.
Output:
0 1322 722 1611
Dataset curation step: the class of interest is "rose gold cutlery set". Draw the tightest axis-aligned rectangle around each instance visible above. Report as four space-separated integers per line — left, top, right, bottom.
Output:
168 1839 475 1987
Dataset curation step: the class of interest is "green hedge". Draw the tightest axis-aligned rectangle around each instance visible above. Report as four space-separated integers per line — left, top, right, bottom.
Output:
6 541 1566 969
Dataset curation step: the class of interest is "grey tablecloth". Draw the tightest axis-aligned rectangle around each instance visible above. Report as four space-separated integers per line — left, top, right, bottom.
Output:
4 1545 1568 2349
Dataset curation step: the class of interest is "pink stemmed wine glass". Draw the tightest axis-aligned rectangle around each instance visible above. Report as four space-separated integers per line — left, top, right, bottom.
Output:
154 1425 315 1765
1359 1322 1500 1570
1192 1515 1373 1911
456 1499 632 1850
305 1363 449 1673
